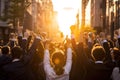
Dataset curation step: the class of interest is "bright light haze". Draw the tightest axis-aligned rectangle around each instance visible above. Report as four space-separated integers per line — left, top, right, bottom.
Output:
52 0 81 37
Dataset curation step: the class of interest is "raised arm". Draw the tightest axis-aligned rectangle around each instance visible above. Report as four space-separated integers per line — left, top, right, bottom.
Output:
43 44 56 79
64 47 72 74
22 36 41 64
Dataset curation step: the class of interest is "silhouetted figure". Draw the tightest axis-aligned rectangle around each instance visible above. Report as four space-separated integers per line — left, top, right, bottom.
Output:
44 41 72 80
0 46 12 80
111 47 120 80
3 46 33 80
102 40 113 65
7 33 18 49
85 45 113 80
3 36 41 80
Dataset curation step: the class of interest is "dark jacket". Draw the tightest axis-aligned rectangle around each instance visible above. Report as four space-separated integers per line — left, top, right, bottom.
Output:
85 62 113 80
0 55 12 80
3 61 34 80
3 37 41 80
70 39 87 80
70 39 113 80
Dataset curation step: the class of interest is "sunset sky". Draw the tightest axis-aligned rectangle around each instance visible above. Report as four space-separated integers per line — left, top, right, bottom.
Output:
52 0 81 36
52 0 90 36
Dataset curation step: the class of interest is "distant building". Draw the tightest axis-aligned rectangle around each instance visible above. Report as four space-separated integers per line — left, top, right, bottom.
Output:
0 0 58 41
23 0 32 31
106 0 120 34
114 0 120 30
19 0 57 38
50 11 59 38
81 0 89 27
0 0 10 43
90 0 106 33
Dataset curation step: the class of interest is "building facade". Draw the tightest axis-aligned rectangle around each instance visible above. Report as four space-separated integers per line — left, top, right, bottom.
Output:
81 0 89 27
0 0 58 41
24 0 57 38
90 0 106 33
0 0 10 43
106 0 120 35
114 0 120 30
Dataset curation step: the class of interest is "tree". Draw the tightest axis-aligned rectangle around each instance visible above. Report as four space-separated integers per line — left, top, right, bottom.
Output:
2 0 31 32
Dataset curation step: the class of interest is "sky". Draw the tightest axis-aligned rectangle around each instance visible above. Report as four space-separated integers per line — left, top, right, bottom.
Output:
52 0 81 36
52 0 80 11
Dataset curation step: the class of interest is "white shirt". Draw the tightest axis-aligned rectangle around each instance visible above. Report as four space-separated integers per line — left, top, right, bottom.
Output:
95 61 103 64
12 59 20 62
43 48 72 80
112 67 120 80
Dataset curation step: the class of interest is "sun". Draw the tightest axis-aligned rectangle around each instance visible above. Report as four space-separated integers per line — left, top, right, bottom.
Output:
52 0 91 38
52 0 81 37
57 9 77 37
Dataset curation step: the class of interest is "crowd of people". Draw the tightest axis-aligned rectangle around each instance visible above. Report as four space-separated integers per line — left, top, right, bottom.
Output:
0 29 120 80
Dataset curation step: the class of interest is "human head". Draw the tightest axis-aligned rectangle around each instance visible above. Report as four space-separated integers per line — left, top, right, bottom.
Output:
93 43 101 47
1 46 10 55
88 32 93 38
102 40 110 52
111 47 120 62
9 33 15 39
51 50 65 75
11 46 23 59
91 45 106 61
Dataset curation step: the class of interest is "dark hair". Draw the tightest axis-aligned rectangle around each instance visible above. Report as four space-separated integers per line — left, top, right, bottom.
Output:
118 38 120 49
91 45 106 61
103 41 110 54
112 47 120 61
112 47 120 73
1 46 10 55
93 43 101 47
50 50 66 75
11 46 23 59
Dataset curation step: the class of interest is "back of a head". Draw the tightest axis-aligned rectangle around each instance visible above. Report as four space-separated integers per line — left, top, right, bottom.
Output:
102 40 110 52
24 31 29 38
9 33 15 39
51 51 65 67
51 50 66 75
1 46 10 55
11 46 23 59
112 47 120 61
91 45 106 61
93 43 101 47
118 37 120 45
88 32 92 36
103 40 109 46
